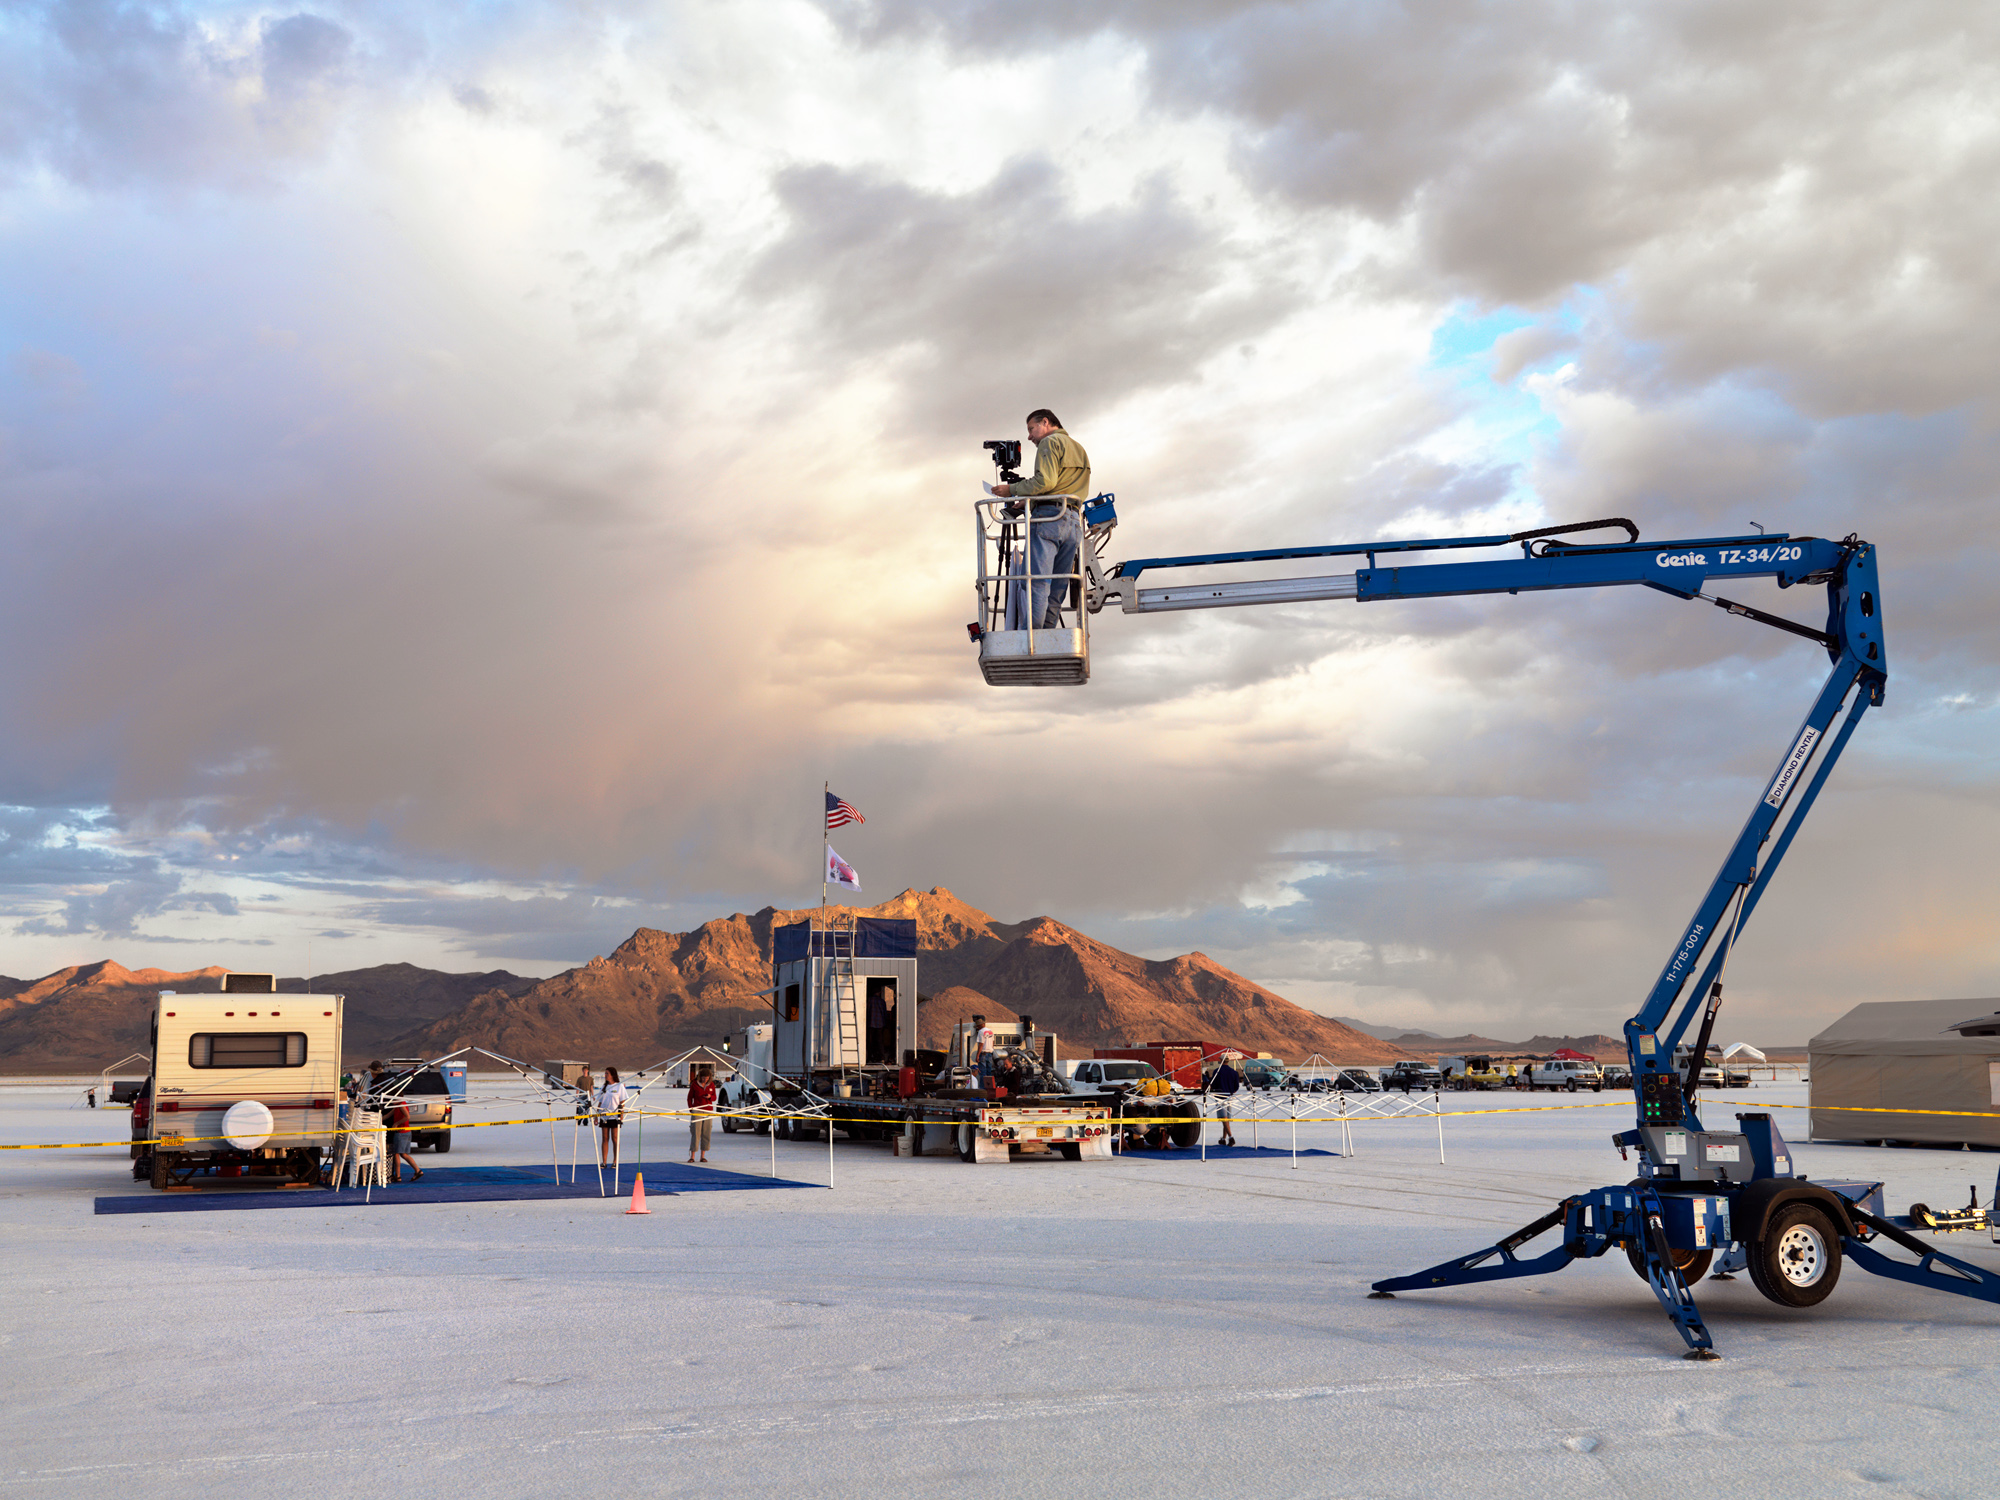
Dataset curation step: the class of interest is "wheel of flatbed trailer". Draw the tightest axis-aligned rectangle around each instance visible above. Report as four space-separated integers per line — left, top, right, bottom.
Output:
1625 1240 1713 1285
1748 1203 1843 1307
775 1115 792 1141
1057 1143 1082 1161
957 1123 976 1162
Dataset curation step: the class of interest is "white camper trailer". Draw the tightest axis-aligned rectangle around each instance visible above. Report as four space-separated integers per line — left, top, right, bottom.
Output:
141 974 344 1190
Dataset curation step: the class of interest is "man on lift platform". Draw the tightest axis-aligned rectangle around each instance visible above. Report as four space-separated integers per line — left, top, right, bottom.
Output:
990 409 1090 628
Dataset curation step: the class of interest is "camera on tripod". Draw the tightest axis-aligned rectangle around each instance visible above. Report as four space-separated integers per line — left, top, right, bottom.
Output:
983 439 1024 485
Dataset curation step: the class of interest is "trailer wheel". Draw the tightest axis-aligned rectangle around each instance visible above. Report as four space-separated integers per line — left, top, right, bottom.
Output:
721 1097 738 1134
775 1116 792 1141
957 1123 977 1162
1057 1143 1082 1162
755 1119 771 1135
1626 1241 1713 1286
1748 1203 1843 1308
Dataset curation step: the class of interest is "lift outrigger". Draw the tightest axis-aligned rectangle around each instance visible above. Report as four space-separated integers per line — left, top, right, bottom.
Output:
972 501 2000 1355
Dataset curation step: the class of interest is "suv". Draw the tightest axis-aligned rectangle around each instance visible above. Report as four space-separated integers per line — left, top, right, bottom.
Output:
1523 1059 1603 1092
377 1062 456 1151
1383 1060 1444 1092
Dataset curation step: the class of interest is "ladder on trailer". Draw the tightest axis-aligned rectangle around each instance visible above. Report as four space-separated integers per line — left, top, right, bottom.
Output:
826 919 862 1070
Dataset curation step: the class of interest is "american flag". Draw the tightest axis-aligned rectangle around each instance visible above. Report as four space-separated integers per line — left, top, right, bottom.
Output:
826 791 864 829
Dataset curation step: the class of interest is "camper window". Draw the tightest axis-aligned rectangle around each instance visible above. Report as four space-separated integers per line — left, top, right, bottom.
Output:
783 984 800 1023
189 1032 308 1068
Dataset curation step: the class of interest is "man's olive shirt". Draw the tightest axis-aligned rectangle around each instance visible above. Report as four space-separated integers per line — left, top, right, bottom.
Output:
1013 428 1091 503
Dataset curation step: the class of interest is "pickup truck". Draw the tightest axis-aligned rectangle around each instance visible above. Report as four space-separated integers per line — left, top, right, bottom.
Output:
1061 1059 1169 1094
1522 1059 1603 1092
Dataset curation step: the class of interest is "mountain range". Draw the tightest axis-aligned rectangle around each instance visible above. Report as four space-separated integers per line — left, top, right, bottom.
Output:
0 889 1410 1072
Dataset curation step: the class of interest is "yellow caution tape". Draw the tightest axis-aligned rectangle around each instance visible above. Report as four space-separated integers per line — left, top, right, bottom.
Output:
11 1095 1998 1151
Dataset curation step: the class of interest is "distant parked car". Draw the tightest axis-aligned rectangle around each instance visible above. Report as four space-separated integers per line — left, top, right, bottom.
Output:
1383 1060 1444 1092
1239 1059 1289 1090
1601 1064 1632 1089
1335 1068 1383 1093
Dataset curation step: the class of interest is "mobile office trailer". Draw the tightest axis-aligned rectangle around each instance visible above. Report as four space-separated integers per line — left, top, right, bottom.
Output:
142 976 343 1190
771 917 919 1082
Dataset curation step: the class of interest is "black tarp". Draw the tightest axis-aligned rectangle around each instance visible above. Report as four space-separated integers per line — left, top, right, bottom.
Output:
772 918 917 963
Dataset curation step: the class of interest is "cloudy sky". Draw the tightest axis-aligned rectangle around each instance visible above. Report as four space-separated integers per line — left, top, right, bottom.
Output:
1 1 1994 1042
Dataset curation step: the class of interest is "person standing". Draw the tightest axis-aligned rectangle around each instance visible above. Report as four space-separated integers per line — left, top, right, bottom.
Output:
971 1015 997 1085
990 409 1090 629
386 1096 422 1183
596 1067 628 1167
687 1067 718 1164
1210 1056 1242 1149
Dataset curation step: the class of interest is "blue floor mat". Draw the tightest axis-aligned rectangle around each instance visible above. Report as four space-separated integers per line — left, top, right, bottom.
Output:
1113 1143 1341 1162
94 1158 810 1215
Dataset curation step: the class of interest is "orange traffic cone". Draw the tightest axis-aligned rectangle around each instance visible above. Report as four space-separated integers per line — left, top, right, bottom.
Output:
624 1172 652 1214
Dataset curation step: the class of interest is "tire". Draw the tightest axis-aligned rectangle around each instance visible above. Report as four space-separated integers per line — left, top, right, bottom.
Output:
755 1119 771 1136
433 1129 452 1155
775 1116 793 1141
1748 1203 1843 1308
151 1151 171 1190
720 1093 737 1134
1057 1143 1082 1161
1169 1115 1202 1150
957 1123 977 1163
1626 1240 1713 1285
1566 1079 1578 1093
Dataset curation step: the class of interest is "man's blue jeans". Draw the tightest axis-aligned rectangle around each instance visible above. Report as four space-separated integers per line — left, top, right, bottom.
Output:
1028 502 1082 628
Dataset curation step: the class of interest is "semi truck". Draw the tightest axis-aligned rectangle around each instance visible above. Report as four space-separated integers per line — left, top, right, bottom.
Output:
714 917 1119 1162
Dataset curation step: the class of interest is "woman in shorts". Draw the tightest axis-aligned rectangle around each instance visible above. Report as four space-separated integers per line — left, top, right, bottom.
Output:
596 1067 628 1166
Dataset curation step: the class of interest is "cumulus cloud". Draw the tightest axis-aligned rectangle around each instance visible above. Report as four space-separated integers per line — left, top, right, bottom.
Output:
0 2 1992 1040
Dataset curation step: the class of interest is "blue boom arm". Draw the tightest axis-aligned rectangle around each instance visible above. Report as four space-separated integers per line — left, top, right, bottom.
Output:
1102 522 1886 1150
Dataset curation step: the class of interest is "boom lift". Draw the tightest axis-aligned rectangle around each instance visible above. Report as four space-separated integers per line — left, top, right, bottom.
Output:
971 505 2000 1355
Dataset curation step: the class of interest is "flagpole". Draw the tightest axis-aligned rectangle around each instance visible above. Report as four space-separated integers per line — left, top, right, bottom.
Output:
821 779 828 911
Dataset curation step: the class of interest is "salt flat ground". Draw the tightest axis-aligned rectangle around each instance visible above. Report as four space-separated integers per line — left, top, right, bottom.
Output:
4 1078 1998 1499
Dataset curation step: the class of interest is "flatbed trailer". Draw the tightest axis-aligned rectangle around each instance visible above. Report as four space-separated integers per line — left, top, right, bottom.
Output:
722 1011 1123 1161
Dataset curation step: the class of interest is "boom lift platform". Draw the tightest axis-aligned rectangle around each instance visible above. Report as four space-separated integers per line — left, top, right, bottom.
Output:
972 504 2000 1355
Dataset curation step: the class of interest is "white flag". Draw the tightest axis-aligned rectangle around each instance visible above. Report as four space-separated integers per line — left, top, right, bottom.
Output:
825 844 862 892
